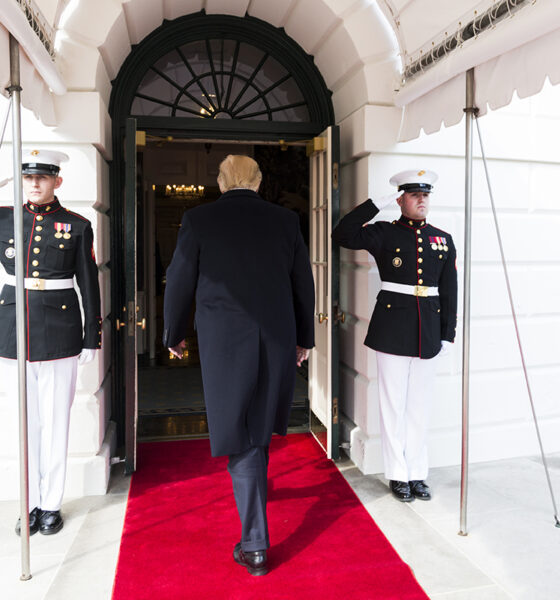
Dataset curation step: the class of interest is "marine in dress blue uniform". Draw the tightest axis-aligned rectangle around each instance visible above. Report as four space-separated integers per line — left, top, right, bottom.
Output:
0 150 101 535
332 169 458 502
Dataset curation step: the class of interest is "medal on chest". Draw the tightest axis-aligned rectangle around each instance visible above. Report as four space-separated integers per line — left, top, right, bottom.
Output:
54 222 72 239
429 236 448 252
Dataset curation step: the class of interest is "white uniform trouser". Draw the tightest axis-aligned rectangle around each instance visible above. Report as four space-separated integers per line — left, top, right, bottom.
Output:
376 351 437 482
0 356 78 511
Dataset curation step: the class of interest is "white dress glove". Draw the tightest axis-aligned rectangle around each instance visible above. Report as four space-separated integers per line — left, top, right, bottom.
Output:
373 191 401 211
439 340 452 356
78 348 97 365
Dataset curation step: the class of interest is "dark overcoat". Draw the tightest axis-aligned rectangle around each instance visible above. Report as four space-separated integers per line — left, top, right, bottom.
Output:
163 189 315 457
0 198 101 361
332 199 457 359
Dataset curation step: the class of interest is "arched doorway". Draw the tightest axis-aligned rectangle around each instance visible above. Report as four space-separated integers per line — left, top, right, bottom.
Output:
109 12 338 469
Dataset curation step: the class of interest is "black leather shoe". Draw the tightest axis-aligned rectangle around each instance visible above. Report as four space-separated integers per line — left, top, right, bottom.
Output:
39 510 64 535
15 507 42 536
409 480 432 500
390 480 414 502
233 542 268 576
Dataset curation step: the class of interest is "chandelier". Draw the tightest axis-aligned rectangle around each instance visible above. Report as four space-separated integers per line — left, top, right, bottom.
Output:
165 184 205 197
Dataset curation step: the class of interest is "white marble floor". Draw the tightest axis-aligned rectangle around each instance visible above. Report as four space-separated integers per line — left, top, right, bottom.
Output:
0 463 129 600
1 451 558 599
339 452 560 599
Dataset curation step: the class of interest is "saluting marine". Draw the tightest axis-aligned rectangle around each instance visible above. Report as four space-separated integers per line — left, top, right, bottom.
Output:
0 149 101 535
332 169 458 502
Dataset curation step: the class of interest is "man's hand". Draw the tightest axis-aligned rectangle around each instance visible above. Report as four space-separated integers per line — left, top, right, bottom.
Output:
78 348 96 365
296 346 310 367
374 192 402 211
169 339 186 359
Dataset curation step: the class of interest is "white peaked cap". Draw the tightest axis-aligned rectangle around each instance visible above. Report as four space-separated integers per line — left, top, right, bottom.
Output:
389 169 438 193
22 149 69 175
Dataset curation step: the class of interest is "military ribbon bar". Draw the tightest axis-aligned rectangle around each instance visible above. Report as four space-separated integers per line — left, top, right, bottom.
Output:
429 236 447 245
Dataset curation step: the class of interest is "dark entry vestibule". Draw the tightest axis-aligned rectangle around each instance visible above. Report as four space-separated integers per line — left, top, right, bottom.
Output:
135 140 311 440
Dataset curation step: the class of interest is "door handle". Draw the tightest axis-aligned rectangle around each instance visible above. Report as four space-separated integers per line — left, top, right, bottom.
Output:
116 305 127 331
333 305 346 324
137 318 146 330
318 312 328 324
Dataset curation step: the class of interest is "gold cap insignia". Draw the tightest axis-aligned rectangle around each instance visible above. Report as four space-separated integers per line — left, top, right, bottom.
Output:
417 170 425 176
31 150 40 156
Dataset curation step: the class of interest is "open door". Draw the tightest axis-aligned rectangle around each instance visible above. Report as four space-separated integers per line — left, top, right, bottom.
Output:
124 117 138 474
308 126 341 459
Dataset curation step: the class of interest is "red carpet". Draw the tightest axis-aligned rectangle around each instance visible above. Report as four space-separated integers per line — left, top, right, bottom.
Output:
112 434 428 599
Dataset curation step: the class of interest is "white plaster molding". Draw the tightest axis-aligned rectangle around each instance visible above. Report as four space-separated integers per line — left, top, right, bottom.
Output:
248 0 298 28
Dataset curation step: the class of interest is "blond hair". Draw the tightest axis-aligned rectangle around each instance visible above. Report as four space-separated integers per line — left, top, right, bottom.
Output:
217 155 262 192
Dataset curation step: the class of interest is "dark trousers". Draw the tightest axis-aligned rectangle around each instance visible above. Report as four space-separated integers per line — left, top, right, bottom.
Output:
227 445 270 552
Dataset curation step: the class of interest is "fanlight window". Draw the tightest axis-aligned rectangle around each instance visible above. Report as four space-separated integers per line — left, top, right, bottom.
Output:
131 39 310 122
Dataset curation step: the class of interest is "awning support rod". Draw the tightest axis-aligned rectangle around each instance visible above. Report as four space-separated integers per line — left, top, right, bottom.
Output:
475 116 560 529
8 33 32 580
459 67 477 537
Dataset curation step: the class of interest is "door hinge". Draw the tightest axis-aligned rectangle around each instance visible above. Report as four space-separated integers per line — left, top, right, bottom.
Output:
333 162 339 190
333 396 339 424
127 301 135 336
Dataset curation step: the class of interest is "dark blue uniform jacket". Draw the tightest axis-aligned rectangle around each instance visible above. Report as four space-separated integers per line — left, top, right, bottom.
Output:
332 199 457 359
0 198 101 361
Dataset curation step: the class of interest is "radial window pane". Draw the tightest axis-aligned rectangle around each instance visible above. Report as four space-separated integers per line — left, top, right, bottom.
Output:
236 96 270 120
131 97 171 117
234 43 267 79
152 50 190 89
136 71 178 104
179 41 209 76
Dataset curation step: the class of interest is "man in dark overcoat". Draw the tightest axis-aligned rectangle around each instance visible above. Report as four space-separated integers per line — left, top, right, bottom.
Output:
332 169 457 503
163 154 315 575
0 149 101 536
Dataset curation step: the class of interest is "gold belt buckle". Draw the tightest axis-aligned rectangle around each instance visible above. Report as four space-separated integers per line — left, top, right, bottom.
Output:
30 278 46 291
413 285 428 297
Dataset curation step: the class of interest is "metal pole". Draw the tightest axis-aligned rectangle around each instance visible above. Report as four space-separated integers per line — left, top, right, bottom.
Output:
9 34 31 580
459 68 477 536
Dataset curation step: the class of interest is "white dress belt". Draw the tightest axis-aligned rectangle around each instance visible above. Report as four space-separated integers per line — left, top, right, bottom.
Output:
4 274 74 291
381 281 438 297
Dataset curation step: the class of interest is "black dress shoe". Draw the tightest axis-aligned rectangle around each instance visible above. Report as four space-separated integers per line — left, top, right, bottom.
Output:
39 510 64 535
15 507 42 536
390 480 414 502
233 542 268 576
409 480 432 500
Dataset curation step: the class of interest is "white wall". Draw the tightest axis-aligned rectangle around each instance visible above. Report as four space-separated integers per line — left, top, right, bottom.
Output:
338 80 560 474
0 99 114 500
